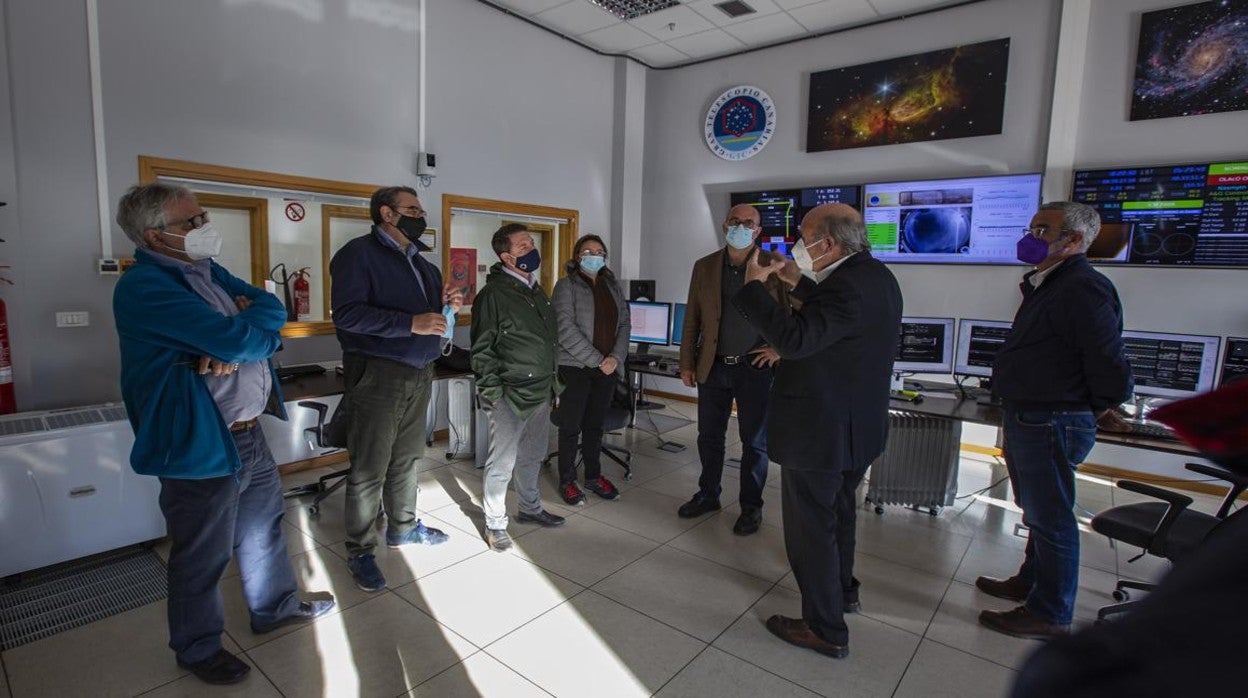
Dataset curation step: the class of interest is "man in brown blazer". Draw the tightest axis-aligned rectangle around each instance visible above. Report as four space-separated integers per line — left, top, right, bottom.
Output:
677 204 786 535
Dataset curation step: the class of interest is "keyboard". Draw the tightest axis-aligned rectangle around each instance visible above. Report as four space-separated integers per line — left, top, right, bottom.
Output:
277 364 327 380
1120 421 1178 441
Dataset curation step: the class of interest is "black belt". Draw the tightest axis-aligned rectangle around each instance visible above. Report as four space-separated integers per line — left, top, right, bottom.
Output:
717 355 747 365
229 418 259 433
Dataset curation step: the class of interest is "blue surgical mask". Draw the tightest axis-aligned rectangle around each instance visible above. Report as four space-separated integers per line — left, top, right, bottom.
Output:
440 305 456 355
579 255 606 275
514 248 541 273
725 225 754 250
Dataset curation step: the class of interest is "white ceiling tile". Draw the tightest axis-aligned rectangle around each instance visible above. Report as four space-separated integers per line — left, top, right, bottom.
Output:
788 0 878 32
580 21 658 51
723 11 806 45
628 5 716 40
489 0 572 16
629 41 691 66
773 0 823 8
534 1 621 35
868 0 963 15
666 27 746 58
686 0 783 27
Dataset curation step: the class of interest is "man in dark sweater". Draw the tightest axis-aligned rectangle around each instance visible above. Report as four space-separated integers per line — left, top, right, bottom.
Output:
329 186 461 592
976 201 1133 639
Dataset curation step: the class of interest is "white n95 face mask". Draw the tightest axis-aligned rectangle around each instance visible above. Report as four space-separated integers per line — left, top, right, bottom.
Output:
165 223 223 260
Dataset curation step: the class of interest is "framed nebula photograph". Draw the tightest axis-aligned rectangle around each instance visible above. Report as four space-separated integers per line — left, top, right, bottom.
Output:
1130 0 1248 121
806 38 1010 153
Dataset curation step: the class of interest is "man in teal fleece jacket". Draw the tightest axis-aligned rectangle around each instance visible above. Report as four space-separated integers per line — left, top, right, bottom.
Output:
113 183 332 686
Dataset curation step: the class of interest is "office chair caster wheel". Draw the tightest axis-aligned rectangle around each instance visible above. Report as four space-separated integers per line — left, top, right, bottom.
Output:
309 504 320 516
624 472 633 481
1112 589 1130 602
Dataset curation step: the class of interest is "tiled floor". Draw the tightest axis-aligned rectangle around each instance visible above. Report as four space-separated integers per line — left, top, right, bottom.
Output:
1 399 1219 698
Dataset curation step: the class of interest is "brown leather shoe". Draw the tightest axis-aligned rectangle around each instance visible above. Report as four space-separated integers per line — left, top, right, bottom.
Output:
978 606 1071 640
765 615 849 658
975 574 1031 603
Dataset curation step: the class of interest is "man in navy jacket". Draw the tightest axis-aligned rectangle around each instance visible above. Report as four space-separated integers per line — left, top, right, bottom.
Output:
733 203 902 659
976 201 1133 639
329 186 462 593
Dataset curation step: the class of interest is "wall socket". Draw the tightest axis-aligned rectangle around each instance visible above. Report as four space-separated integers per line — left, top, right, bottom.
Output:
55 311 90 328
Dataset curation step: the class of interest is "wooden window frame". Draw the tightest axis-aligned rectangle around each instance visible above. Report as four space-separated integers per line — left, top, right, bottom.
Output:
321 204 372 320
194 193 269 286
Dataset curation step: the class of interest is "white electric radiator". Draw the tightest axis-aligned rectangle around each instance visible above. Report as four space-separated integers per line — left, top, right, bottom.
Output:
0 403 165 578
866 411 961 512
445 377 475 459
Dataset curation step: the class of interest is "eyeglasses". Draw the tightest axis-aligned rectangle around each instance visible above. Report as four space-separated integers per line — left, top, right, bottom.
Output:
394 204 426 217
164 211 210 231
579 250 607 258
726 218 758 229
1021 226 1070 239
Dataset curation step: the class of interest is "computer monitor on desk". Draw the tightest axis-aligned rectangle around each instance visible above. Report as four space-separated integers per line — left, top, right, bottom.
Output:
628 301 671 354
953 319 1012 380
670 302 687 347
895 317 956 374
1221 337 1248 387
1123 330 1221 401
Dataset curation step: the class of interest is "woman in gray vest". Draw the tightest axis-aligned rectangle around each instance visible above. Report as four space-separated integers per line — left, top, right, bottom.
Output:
551 234 631 505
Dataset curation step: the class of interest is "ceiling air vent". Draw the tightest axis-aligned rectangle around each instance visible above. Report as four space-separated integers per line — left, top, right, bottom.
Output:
589 0 681 21
713 0 756 18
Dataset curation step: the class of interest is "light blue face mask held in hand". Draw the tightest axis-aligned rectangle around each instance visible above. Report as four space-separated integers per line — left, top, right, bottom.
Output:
440 305 456 355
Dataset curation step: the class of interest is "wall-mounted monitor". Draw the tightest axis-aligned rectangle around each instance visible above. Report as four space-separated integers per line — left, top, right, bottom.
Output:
628 301 671 347
670 302 687 346
1071 160 1248 267
862 173 1042 264
730 185 861 258
1123 330 1221 400
954 319 1013 378
1221 337 1248 387
895 316 956 374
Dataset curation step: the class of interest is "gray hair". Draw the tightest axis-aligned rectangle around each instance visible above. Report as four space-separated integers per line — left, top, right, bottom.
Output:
115 182 195 249
1039 201 1100 253
816 210 871 255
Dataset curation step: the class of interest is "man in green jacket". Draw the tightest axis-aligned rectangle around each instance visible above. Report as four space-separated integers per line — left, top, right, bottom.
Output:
471 223 567 551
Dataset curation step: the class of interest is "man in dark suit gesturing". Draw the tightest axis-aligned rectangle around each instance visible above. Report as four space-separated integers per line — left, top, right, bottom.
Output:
733 203 902 659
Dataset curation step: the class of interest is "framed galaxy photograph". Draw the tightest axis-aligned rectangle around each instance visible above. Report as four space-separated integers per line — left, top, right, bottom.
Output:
806 38 1009 153
1130 0 1248 121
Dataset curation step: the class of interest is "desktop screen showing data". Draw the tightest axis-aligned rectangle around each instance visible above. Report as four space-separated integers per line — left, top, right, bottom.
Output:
730 186 861 258
862 173 1042 264
1221 337 1248 387
1122 331 1221 399
895 317 955 373
954 319 1012 377
628 301 671 346
670 303 686 346
1072 161 1248 267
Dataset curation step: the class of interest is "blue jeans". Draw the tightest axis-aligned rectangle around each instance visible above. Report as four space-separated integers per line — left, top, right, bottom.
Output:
158 424 300 663
696 360 771 509
1002 407 1097 625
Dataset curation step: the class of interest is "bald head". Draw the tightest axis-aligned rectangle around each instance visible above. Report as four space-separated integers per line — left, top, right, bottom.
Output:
800 203 869 269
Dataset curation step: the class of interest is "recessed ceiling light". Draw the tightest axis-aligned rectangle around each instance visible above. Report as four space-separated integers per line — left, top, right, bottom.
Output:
588 0 681 21
713 0 755 18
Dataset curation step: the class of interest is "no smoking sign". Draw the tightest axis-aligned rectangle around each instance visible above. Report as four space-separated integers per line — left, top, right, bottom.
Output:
285 202 306 222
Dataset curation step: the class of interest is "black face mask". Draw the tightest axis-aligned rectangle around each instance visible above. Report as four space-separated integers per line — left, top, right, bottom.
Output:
396 215 427 244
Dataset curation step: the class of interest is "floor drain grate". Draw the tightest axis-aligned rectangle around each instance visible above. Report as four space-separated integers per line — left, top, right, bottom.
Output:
0 546 167 650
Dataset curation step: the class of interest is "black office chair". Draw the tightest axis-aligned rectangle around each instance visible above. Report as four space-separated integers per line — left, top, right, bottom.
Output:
543 381 634 480
1090 461 1248 621
282 400 350 515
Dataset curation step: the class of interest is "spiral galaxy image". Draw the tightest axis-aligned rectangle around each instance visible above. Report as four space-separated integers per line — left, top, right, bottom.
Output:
805 38 1009 153
1130 0 1248 121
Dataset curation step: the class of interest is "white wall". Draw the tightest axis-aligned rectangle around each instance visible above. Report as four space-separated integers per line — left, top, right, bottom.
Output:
1 0 619 409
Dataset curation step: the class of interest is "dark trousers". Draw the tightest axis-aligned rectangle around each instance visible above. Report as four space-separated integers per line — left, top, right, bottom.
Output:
1002 407 1097 625
158 424 299 664
782 465 866 647
696 360 771 508
342 354 433 556
557 365 616 485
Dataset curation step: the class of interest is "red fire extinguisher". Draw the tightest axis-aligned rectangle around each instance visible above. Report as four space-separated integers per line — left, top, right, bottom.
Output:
293 268 311 322
0 297 16 414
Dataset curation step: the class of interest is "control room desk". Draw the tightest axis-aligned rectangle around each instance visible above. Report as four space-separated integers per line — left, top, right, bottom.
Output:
894 381 1198 457
266 363 472 474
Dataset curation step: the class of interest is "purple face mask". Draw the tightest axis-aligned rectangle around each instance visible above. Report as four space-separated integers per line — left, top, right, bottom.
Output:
1016 233 1050 265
